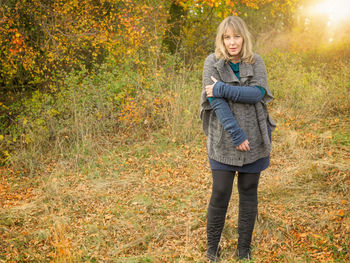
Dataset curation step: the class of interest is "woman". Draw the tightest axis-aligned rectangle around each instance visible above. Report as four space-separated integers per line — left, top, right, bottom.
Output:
200 16 276 262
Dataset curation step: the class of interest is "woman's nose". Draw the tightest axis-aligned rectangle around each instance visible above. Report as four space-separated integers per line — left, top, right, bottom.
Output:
230 38 236 45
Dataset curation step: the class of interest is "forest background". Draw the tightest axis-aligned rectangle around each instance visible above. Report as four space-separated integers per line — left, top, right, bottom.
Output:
0 0 349 262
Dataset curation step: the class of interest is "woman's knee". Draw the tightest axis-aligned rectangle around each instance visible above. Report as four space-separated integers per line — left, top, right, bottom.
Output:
210 170 234 207
211 186 232 204
237 173 260 194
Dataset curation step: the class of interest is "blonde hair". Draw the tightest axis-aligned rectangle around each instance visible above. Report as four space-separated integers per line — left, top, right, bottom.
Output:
215 16 254 64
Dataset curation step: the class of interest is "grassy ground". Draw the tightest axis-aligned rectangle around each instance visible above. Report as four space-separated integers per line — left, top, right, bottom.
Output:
1 50 349 262
1 107 349 262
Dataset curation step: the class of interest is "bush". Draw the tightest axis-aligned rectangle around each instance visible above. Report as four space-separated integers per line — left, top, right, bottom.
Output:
264 49 350 118
3 45 349 171
2 63 138 169
1 53 204 170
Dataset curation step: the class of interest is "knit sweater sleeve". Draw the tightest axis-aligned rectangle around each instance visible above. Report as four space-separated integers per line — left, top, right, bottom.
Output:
250 54 273 103
201 54 221 111
212 82 265 104
209 98 247 146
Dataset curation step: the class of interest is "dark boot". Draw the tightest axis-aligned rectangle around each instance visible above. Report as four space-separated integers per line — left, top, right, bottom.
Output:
206 204 227 262
236 199 257 260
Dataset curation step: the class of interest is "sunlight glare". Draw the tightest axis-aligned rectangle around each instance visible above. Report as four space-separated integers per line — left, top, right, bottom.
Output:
312 0 350 25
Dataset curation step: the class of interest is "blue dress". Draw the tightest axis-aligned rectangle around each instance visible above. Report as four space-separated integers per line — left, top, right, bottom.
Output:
209 61 271 173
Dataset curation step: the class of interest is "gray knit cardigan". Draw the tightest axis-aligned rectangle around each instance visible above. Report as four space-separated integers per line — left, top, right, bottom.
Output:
200 53 276 166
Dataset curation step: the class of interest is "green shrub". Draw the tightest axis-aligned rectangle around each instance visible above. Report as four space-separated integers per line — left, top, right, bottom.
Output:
3 63 139 169
264 50 350 117
2 47 349 171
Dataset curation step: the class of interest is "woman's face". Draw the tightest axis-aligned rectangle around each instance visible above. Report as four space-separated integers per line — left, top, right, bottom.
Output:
223 26 243 59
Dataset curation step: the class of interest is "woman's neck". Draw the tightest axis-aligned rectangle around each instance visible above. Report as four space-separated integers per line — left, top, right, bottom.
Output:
231 57 240 64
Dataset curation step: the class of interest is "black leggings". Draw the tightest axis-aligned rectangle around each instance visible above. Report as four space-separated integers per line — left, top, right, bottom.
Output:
209 170 260 209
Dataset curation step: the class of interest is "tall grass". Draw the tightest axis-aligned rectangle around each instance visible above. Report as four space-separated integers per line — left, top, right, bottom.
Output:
2 55 204 172
5 64 126 171
3 43 349 172
265 49 349 117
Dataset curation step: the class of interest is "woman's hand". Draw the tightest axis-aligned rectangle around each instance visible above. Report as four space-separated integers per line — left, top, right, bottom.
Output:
205 76 218 97
236 139 250 151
